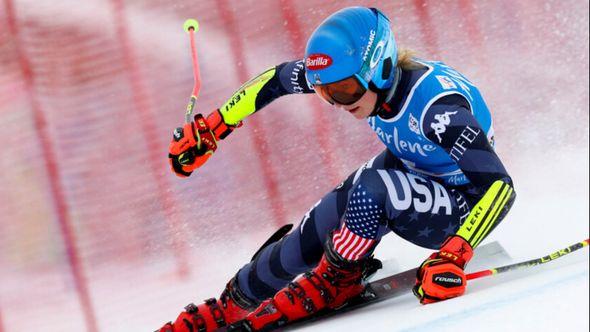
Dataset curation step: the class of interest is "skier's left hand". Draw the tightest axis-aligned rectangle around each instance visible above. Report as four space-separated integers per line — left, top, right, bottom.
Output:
413 235 473 304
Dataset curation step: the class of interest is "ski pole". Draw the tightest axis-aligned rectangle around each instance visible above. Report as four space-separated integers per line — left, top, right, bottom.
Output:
176 18 203 166
183 18 202 124
467 238 589 280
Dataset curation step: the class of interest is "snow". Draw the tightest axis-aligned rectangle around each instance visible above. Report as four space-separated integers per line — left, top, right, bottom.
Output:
299 243 589 331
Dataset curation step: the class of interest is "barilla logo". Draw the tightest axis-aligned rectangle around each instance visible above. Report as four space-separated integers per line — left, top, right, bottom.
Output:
305 54 332 70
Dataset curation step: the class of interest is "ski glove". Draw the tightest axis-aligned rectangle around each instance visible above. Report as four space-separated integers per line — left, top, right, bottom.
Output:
168 110 240 177
413 235 473 304
168 113 218 177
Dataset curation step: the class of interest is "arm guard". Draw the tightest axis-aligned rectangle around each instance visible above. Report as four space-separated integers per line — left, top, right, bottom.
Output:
421 95 516 248
219 67 278 125
456 179 516 248
218 60 314 126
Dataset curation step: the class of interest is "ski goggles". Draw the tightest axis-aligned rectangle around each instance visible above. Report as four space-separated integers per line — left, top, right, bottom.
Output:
314 76 367 106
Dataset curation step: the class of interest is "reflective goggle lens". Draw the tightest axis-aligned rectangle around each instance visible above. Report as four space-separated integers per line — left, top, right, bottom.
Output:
314 76 367 105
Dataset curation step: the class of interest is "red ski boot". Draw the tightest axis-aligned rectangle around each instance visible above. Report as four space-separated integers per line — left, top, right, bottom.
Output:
158 225 295 332
232 236 381 331
158 276 257 332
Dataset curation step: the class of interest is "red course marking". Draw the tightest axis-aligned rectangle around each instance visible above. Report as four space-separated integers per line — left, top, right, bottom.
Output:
457 0 490 72
216 0 287 227
110 0 190 278
413 0 440 58
280 0 343 186
4 0 99 331
0 304 4 332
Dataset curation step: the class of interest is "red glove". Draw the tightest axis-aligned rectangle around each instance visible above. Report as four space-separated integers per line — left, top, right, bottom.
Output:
168 110 241 177
413 235 473 304
205 109 242 141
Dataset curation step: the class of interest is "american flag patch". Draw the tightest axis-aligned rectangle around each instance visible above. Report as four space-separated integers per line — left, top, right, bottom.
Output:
333 225 376 260
333 184 382 260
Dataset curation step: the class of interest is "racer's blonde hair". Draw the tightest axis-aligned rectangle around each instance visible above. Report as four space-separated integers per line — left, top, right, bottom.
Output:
396 48 423 70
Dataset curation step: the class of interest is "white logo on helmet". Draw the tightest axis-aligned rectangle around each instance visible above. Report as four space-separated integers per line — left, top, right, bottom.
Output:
370 41 385 69
362 30 376 61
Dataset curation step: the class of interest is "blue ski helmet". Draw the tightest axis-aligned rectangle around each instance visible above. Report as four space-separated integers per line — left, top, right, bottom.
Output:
305 7 397 91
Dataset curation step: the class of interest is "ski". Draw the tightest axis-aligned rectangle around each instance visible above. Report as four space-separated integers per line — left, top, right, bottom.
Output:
283 240 509 330
221 241 510 331
284 238 589 331
282 266 416 330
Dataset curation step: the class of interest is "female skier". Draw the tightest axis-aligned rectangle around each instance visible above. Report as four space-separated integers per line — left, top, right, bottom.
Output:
161 6 515 332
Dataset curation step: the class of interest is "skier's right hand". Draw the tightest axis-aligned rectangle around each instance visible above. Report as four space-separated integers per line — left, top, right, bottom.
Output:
413 235 473 304
168 113 218 177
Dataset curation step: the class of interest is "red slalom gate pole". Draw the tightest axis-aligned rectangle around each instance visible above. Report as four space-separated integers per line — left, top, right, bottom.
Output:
279 0 342 186
110 0 190 278
412 0 440 58
0 306 5 332
4 1 99 331
468 238 590 280
216 0 287 227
